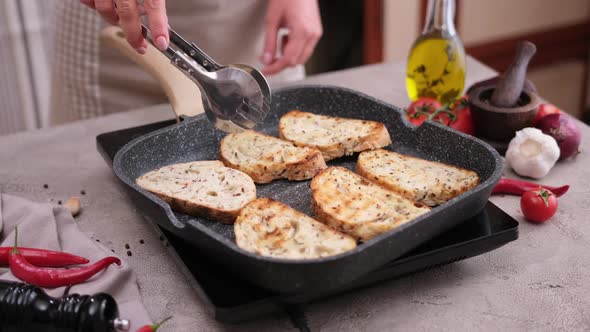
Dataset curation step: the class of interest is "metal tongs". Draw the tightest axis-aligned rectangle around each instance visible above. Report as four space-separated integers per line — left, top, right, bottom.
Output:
141 25 271 133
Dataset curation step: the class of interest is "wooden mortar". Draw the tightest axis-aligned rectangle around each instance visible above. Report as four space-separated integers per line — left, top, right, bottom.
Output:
469 84 540 142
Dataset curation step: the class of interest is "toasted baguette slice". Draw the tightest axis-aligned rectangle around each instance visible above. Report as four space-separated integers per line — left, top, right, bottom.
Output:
136 160 256 223
311 167 430 242
357 149 480 207
220 130 327 183
278 110 392 161
235 198 357 259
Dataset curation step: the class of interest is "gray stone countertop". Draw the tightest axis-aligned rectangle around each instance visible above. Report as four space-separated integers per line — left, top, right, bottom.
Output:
1 57 589 331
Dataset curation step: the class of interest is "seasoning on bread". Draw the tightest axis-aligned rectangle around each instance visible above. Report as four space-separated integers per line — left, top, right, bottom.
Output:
220 130 327 183
311 167 430 242
235 198 357 259
136 160 256 223
279 110 392 161
357 149 480 207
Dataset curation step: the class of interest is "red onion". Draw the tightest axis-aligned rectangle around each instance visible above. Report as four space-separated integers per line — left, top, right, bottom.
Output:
535 113 581 160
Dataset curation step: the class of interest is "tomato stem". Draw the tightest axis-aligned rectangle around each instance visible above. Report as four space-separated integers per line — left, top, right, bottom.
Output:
538 187 552 207
407 97 468 125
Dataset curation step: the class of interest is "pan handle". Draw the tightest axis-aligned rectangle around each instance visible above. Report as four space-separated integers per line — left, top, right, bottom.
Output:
99 26 204 121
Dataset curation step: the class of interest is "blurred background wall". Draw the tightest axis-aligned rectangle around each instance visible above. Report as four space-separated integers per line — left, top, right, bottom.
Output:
1 0 589 135
381 0 590 121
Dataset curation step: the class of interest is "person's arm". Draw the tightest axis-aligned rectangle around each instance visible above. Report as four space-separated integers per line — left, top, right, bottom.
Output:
80 0 169 53
261 0 323 75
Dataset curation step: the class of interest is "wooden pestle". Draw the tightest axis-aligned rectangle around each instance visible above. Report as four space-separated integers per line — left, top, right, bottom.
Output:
490 41 537 108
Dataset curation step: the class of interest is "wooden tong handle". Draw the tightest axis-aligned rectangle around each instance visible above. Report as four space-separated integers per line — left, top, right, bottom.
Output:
99 26 203 120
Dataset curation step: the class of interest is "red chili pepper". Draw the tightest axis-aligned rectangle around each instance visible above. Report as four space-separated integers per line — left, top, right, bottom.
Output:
136 316 172 332
0 247 89 267
492 177 569 197
8 227 121 288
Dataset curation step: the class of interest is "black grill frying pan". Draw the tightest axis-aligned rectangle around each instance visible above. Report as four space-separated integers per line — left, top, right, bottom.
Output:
110 85 502 294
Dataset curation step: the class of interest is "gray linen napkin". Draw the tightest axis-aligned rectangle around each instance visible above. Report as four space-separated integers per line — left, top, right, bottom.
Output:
0 193 152 330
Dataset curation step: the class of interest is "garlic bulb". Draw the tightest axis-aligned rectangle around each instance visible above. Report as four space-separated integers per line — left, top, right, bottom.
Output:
505 127 560 179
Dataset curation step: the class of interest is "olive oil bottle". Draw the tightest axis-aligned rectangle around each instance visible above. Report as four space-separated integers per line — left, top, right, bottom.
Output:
406 0 465 104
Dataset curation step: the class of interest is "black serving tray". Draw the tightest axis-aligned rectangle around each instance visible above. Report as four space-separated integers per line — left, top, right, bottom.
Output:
97 118 518 324
109 86 504 294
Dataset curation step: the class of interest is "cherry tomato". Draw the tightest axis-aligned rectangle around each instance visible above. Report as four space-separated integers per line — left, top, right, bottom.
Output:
520 187 558 223
406 98 445 126
447 96 475 135
532 103 561 126
449 109 474 135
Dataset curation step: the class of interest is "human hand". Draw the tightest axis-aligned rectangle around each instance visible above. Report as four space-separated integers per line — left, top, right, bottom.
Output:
80 0 169 54
261 0 323 75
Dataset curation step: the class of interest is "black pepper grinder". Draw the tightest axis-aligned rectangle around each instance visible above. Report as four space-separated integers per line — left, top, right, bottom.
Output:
0 281 129 332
